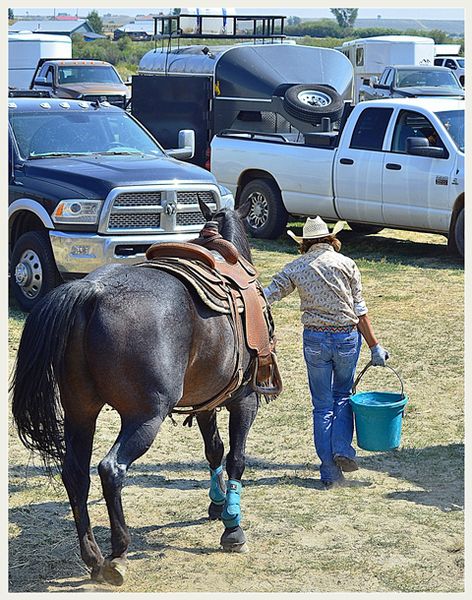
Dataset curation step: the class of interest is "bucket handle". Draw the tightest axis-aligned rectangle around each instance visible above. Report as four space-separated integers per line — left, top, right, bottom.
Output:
352 361 405 398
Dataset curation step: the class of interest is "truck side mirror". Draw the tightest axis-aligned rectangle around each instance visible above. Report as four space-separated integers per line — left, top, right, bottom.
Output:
35 77 52 87
166 130 195 160
407 137 445 158
369 75 379 87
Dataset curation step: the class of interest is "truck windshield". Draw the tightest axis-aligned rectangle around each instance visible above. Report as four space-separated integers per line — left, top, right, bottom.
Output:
395 70 462 89
457 59 465 68
58 66 123 84
436 110 464 152
10 110 166 159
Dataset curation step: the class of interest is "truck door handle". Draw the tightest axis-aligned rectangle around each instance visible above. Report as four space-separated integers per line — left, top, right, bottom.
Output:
386 163 402 170
340 158 354 165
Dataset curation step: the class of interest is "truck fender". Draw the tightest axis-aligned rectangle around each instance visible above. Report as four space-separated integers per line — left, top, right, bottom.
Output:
448 193 464 235
9 199 55 230
235 170 285 208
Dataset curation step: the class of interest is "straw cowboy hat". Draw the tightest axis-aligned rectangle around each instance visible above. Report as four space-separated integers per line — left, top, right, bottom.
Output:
287 216 346 244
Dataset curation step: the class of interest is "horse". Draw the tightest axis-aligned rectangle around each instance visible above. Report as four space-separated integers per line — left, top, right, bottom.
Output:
11 199 266 586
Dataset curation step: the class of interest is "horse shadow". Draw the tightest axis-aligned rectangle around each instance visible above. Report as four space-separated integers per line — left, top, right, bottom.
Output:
122 443 463 511
8 499 222 593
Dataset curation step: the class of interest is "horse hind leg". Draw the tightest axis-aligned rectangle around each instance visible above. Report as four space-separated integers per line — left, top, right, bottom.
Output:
196 411 226 520
97 412 165 586
61 414 104 580
220 391 259 553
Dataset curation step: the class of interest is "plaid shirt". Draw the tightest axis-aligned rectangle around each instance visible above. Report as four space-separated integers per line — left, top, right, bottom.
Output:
263 243 368 329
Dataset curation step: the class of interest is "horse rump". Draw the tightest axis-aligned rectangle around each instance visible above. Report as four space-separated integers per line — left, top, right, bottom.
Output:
10 279 103 469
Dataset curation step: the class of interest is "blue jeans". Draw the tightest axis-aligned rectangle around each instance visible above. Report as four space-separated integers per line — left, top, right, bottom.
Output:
303 328 362 482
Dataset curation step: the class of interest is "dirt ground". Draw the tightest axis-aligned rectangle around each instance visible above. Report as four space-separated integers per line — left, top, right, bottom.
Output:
8 228 464 593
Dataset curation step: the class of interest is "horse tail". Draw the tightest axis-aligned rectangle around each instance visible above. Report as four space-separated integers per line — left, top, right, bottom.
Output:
10 279 103 469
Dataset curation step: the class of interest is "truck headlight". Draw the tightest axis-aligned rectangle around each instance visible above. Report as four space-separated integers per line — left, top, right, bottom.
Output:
52 200 102 224
218 185 235 210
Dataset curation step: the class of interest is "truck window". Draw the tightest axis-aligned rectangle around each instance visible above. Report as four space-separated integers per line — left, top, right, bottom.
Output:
356 47 364 67
384 69 394 87
434 58 444 66
58 66 122 84
45 67 54 85
391 110 445 154
445 59 457 70
349 108 393 152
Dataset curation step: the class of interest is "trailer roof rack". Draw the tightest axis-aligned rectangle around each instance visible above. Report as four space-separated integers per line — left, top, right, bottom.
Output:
153 14 286 48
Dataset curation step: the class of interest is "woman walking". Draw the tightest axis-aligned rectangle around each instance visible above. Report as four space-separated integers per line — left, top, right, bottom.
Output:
264 217 389 489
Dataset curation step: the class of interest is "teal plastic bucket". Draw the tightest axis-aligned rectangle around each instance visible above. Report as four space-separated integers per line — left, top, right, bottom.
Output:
350 363 408 451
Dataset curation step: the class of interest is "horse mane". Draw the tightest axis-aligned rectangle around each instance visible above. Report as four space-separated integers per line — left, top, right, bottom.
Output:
217 209 252 264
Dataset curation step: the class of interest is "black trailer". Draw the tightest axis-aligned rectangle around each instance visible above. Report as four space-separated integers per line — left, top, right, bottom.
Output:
131 14 353 167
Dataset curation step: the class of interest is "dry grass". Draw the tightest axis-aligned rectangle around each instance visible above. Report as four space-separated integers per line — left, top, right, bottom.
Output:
8 227 464 593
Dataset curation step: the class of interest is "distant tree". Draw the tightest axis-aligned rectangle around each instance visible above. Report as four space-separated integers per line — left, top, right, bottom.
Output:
287 16 302 26
172 8 181 16
330 8 358 29
87 10 103 34
8 8 14 19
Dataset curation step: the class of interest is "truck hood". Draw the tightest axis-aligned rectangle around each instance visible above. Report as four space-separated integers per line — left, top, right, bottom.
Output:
393 86 465 98
24 154 216 198
60 83 128 96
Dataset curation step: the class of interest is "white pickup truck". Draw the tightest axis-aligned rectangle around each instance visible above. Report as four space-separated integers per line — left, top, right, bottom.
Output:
211 97 464 257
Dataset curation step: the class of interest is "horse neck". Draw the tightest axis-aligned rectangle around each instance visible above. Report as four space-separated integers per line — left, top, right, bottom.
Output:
220 215 252 263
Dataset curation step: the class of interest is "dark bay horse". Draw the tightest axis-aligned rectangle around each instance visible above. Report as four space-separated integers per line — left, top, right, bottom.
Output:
11 200 262 586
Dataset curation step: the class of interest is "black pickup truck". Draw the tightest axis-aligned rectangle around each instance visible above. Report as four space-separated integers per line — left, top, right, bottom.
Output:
8 96 234 311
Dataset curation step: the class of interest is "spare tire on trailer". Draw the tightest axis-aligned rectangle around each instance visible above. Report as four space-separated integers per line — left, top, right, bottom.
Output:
283 84 344 125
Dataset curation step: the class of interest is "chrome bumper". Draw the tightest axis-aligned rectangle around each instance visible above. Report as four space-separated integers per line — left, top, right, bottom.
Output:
50 230 198 275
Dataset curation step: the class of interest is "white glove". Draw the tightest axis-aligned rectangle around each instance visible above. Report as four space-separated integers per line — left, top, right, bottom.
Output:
371 343 389 366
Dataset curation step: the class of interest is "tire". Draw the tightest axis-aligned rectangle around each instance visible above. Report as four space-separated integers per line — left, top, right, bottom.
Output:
347 222 384 235
239 179 288 239
283 84 344 125
453 208 464 259
10 230 63 312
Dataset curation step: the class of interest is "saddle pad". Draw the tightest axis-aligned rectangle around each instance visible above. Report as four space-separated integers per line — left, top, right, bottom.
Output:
137 259 243 314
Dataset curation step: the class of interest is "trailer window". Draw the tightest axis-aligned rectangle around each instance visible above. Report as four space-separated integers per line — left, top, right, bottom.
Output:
349 108 393 151
356 47 364 67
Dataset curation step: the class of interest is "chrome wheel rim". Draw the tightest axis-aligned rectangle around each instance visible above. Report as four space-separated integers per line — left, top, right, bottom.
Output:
297 90 332 107
247 192 269 229
14 249 43 299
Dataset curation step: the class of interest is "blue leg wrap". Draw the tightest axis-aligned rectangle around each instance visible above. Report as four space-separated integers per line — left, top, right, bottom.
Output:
221 479 242 528
209 465 226 505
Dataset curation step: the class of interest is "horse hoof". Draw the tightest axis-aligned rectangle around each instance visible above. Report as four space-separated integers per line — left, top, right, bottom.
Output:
208 502 224 520
101 557 128 586
90 565 105 583
220 526 247 553
221 541 249 553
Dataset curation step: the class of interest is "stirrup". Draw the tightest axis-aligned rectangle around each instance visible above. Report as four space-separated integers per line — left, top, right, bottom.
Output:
251 352 283 396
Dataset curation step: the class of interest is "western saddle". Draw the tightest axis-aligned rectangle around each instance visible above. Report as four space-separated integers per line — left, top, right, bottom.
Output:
138 222 283 419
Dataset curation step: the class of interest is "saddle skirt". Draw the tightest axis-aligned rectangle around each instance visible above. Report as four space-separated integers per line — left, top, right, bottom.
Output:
137 235 283 416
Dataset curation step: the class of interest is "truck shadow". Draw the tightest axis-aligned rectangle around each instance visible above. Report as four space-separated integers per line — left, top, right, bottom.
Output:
252 229 463 271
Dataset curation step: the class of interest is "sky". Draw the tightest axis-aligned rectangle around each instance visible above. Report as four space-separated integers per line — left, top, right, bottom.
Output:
14 8 465 20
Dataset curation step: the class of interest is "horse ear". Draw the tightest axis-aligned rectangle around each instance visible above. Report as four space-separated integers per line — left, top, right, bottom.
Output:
198 195 214 222
236 198 251 220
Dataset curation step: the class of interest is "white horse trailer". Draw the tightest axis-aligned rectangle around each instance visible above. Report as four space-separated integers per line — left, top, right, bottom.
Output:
8 32 72 89
339 35 435 102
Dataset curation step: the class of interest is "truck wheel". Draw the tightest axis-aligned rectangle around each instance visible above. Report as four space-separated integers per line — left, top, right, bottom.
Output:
10 231 62 312
283 84 344 125
453 208 464 258
347 222 384 235
240 179 288 239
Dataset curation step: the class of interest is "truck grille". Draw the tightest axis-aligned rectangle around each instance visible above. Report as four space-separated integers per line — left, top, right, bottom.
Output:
105 188 217 234
108 213 161 229
83 94 126 108
177 212 206 226
113 192 162 207
176 191 214 205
